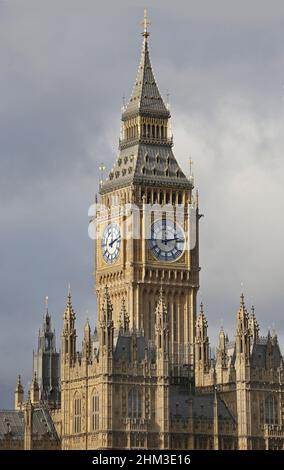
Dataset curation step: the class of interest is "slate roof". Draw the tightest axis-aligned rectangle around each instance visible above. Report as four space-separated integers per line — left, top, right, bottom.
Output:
0 407 59 441
192 395 235 422
169 387 235 422
122 36 170 120
102 143 191 193
250 339 283 368
113 332 155 363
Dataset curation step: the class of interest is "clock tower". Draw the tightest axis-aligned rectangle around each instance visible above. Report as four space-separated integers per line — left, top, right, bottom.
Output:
96 12 200 366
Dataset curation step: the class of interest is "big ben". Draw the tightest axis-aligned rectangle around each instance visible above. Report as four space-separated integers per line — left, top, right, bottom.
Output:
95 11 200 368
6 9 284 454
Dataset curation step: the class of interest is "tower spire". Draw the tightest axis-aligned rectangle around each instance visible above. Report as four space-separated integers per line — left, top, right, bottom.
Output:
101 12 191 194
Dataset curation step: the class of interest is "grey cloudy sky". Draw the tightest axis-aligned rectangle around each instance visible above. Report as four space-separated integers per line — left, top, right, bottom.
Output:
0 0 284 408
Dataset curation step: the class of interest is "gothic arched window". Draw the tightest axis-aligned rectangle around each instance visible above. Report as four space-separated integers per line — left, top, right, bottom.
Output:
74 396 82 433
91 392 99 431
128 389 142 419
265 395 278 425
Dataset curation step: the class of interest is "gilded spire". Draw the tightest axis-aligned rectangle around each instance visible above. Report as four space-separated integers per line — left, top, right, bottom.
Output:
122 11 169 121
142 8 150 39
101 12 191 193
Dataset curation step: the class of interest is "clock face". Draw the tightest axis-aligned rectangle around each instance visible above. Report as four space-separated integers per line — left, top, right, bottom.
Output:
149 219 185 262
101 223 121 264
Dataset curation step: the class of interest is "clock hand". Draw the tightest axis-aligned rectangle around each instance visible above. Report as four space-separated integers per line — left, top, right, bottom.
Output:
109 237 119 247
162 237 185 243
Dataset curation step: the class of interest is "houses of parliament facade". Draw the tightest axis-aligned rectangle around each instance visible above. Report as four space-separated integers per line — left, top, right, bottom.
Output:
1 13 284 451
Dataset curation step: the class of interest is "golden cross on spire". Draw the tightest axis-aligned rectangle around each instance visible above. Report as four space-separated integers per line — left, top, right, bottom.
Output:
141 8 150 38
189 158 193 176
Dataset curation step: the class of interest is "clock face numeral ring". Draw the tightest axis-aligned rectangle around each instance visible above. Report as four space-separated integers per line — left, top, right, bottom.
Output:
101 223 121 264
149 219 185 262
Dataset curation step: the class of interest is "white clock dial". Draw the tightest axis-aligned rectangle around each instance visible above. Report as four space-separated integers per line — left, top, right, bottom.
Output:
149 219 185 262
101 223 121 264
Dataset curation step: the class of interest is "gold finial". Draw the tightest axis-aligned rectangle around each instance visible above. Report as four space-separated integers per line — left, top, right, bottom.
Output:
189 158 193 176
45 296 49 310
99 162 106 186
141 8 150 38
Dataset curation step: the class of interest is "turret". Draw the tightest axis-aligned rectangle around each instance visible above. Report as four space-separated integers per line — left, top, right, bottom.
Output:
24 391 33 450
14 375 24 410
195 303 210 370
99 287 114 355
248 306 259 343
236 294 250 361
119 297 130 332
61 288 77 365
30 372 39 405
216 326 227 369
154 286 170 448
155 286 169 358
82 318 91 361
235 294 252 449
33 297 60 405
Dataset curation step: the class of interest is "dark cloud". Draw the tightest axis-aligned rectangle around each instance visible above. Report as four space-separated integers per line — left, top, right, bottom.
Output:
0 0 284 407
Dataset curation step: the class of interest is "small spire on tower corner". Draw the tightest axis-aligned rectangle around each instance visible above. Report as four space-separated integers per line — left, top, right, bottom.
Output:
196 189 199 208
99 162 106 186
189 158 193 177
